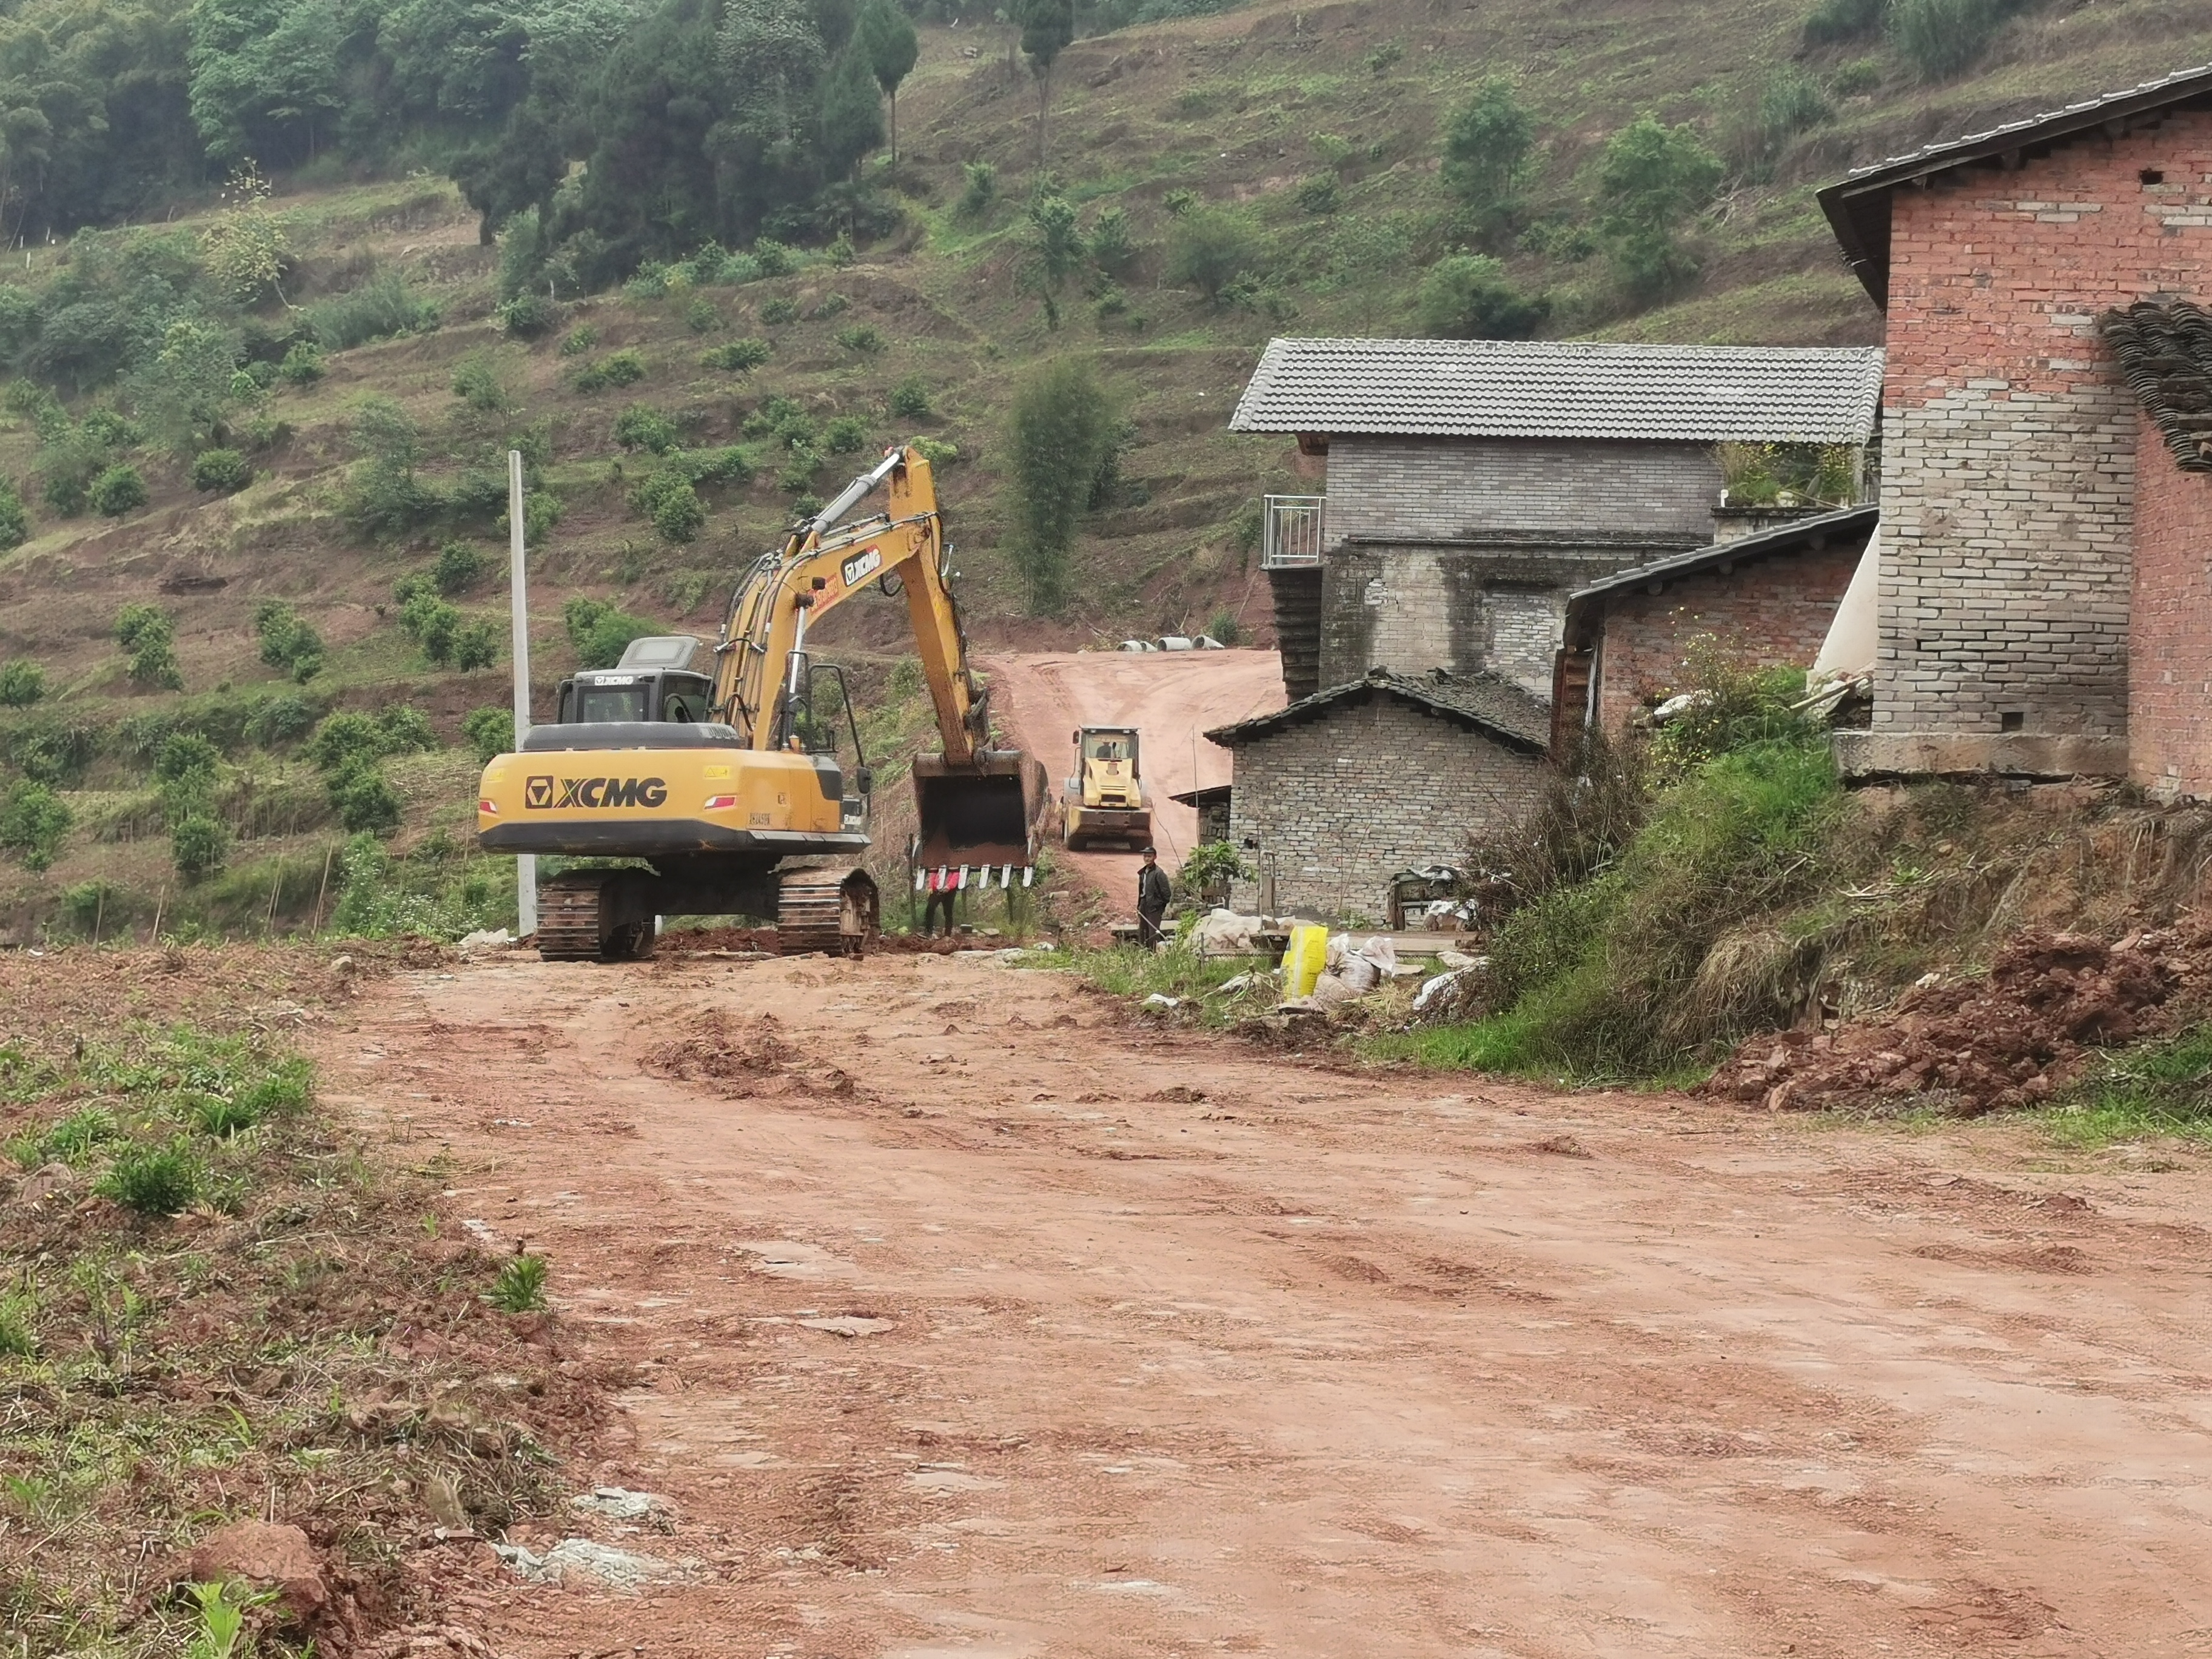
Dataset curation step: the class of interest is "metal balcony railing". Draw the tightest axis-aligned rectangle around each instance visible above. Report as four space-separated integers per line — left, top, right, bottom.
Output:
1261 495 1324 569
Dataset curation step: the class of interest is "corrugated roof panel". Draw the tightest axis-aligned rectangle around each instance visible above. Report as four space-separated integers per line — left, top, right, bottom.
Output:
1229 338 1885 443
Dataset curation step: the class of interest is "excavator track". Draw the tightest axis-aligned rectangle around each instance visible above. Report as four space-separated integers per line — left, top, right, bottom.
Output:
535 871 655 962
777 867 879 957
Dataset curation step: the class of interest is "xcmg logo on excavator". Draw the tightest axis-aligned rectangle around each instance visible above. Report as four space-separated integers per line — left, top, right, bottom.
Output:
523 776 668 809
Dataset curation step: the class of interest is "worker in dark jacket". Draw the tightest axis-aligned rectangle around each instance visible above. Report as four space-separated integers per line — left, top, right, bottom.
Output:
1136 846 1173 950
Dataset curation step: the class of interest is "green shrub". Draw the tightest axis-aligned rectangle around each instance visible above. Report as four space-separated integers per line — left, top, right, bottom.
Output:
0 660 43 706
494 292 557 338
307 271 439 349
1889 0 2011 81
699 337 771 371
558 324 598 357
376 705 435 753
1165 209 1259 303
306 712 386 774
454 620 500 671
246 693 319 746
808 290 850 320
1829 58 1882 96
154 731 220 786
752 238 795 277
1364 38 1402 72
1802 0 1884 44
331 765 401 834
822 414 868 454
487 1253 550 1312
1087 206 1136 276
451 352 514 414
464 706 514 763
834 323 884 354
435 540 489 594
650 478 706 543
0 478 28 549
889 376 931 419
613 404 681 454
1161 187 1198 217
190 448 252 494
1293 173 1341 214
169 813 229 880
126 637 184 691
685 297 722 333
277 341 326 384
959 161 997 217
0 780 71 872
1205 610 1241 646
913 436 957 468
89 465 147 517
563 597 663 669
571 349 647 394
759 296 799 325
1418 256 1549 339
98 1139 200 1215
252 600 323 681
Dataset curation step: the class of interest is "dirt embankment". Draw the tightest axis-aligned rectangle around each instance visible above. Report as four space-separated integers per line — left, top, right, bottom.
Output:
1708 922 2212 1113
300 946 2212 1658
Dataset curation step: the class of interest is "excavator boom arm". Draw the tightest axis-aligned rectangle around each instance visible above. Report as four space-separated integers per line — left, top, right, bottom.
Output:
711 449 983 763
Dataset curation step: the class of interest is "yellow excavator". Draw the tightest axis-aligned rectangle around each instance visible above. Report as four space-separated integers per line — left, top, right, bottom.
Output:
476 446 1046 959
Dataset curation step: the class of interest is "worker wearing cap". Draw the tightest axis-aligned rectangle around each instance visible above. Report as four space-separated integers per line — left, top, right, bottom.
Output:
1136 846 1172 951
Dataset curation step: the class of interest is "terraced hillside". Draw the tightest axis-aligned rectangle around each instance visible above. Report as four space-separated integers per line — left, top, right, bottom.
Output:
2 0 2207 937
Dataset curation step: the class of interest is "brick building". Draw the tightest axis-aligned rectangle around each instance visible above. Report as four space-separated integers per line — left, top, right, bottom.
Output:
2103 300 2212 799
1818 62 2212 789
1228 338 1885 702
1204 668 1547 922
1555 505 1877 746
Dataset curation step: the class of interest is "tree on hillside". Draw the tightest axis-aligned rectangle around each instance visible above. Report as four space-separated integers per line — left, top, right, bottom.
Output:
857 0 916 169
1004 356 1118 617
1595 114 1723 303
1441 77 1534 246
1014 0 1071 166
1024 192 1084 330
186 0 349 167
817 42 883 181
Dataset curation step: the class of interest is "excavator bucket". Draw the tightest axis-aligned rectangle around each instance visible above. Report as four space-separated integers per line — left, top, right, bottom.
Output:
912 749 1049 880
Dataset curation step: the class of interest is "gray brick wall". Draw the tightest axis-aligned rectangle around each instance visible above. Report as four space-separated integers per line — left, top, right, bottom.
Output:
1324 436 1724 548
1313 435 1722 686
1222 694 1544 923
1320 539 1695 688
1876 384 2136 736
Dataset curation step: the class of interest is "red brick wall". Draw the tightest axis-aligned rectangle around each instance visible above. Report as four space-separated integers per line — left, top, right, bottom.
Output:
1877 109 2212 751
1593 543 1863 732
2131 412 2212 800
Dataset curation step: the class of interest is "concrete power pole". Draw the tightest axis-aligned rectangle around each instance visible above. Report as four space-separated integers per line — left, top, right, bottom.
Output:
508 449 537 939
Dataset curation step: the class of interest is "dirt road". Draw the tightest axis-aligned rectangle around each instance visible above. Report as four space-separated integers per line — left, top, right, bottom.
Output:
982 649 1284 903
330 951 2212 1658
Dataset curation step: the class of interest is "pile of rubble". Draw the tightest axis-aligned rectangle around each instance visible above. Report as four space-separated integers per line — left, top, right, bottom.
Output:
1704 925 2210 1114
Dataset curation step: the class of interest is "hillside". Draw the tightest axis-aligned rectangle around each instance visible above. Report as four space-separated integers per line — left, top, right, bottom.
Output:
2 0 2209 937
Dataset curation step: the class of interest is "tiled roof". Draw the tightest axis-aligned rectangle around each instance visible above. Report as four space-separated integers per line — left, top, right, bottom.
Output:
1820 62 2212 307
2100 300 2212 473
1568 504 1879 606
1228 337 1885 443
1205 667 1550 753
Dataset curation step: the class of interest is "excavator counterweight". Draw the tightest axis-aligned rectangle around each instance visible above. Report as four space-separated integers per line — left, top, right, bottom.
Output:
475 447 1041 959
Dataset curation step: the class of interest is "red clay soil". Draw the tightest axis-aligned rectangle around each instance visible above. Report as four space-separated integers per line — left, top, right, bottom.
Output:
315 945 2212 1658
1705 922 2212 1114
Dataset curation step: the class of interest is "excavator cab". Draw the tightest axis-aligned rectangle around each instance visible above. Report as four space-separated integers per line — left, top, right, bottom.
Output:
554 635 717 725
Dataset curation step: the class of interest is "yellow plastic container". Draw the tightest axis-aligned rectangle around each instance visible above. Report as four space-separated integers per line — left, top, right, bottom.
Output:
1283 923 1329 999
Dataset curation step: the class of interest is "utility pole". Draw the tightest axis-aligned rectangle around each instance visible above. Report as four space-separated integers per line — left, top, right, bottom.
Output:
508 449 537 939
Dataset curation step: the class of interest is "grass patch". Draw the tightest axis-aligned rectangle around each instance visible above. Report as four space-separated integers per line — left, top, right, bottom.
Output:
2029 1022 2212 1148
0 957 603 1653
1049 943 1275 1027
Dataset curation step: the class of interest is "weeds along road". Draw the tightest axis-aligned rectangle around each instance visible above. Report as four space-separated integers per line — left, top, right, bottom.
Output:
981 649 1286 908
331 951 2212 1659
